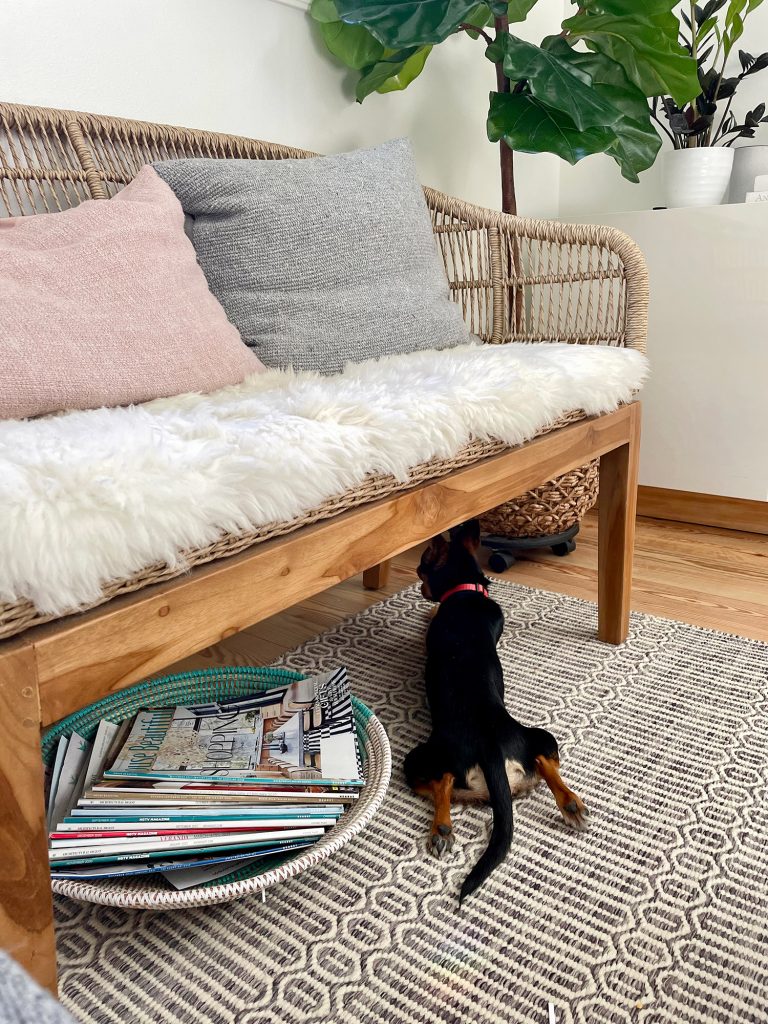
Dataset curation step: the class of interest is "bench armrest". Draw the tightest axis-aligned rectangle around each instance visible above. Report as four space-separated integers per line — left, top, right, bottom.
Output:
426 187 648 354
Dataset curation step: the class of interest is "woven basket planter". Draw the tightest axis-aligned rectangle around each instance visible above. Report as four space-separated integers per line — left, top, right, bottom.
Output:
480 460 599 539
41 666 391 910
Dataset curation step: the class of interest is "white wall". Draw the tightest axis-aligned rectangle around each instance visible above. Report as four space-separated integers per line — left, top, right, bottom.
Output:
559 3 768 219
0 0 564 218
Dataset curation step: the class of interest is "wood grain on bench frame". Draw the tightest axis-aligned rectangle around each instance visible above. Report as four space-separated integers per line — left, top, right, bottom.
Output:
0 403 640 992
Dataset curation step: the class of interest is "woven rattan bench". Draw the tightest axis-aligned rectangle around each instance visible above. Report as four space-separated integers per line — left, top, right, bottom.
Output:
0 101 645 993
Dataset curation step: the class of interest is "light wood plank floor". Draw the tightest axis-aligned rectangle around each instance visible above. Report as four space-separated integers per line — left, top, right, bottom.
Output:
169 512 768 675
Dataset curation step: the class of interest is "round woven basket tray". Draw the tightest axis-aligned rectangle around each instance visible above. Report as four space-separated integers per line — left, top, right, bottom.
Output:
480 460 599 538
41 667 391 910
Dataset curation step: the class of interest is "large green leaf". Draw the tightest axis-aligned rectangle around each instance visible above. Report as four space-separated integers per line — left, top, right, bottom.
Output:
542 40 664 181
583 0 679 14
507 0 539 22
311 0 385 69
561 62 650 123
487 92 617 164
563 9 700 105
335 1 479 47
434 1 539 37
377 46 432 92
310 0 342 22
319 21 387 69
356 46 432 99
486 34 625 131
546 40 661 180
603 118 662 182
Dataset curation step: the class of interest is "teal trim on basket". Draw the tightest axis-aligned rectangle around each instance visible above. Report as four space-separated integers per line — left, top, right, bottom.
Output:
42 666 374 893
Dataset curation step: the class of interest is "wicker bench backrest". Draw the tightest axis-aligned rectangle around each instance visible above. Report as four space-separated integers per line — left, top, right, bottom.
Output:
0 101 647 349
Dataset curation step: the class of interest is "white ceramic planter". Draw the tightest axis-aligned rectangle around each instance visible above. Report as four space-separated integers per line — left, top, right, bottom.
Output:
662 147 735 208
728 145 768 203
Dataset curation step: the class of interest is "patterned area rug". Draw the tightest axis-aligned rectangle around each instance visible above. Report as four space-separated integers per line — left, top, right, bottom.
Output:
55 582 768 1024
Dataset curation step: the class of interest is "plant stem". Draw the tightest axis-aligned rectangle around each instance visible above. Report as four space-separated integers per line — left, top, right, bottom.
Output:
707 29 726 140
494 13 516 215
457 22 493 45
711 68 747 144
650 109 678 147
712 91 735 143
689 0 699 146
493 13 523 333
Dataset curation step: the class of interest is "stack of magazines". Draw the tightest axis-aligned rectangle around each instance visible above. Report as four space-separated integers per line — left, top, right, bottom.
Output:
46 667 363 890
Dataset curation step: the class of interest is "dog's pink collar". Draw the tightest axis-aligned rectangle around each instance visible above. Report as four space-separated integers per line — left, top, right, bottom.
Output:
439 583 489 603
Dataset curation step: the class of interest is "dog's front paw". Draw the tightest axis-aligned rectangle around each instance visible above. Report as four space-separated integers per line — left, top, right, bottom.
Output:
428 824 455 859
560 796 589 831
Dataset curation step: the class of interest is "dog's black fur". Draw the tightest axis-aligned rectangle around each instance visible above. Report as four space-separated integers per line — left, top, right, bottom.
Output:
405 520 580 904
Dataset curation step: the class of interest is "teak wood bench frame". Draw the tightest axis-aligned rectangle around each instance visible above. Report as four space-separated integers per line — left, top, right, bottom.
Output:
0 103 646 994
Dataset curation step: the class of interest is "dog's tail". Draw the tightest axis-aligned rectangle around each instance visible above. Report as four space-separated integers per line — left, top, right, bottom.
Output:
459 745 513 905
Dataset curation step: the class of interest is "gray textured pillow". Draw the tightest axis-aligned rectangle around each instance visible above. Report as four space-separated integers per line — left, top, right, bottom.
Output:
154 140 473 373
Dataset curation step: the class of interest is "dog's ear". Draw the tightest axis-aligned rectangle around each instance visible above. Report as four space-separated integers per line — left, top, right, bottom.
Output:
449 519 481 554
420 532 449 568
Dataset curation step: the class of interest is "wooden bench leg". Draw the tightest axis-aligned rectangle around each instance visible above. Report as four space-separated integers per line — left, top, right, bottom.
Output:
363 560 391 590
598 403 641 644
0 647 57 994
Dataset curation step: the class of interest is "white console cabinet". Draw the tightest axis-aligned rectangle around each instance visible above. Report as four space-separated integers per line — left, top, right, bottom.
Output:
593 203 768 502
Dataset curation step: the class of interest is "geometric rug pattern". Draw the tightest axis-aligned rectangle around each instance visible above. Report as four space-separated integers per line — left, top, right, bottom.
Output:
54 581 768 1023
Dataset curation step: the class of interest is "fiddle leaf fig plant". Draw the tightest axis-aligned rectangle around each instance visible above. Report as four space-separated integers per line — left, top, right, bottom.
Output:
309 0 700 212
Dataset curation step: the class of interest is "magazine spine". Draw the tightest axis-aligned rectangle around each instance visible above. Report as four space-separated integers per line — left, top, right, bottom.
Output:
48 835 315 866
102 771 363 787
51 822 335 839
64 810 341 824
49 827 324 860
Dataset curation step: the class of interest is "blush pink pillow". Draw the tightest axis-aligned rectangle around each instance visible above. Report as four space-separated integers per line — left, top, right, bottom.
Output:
0 166 264 420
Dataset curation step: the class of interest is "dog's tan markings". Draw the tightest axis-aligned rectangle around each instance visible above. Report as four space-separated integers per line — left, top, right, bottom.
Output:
504 759 540 798
453 760 541 802
414 773 456 858
453 763 489 802
535 755 589 830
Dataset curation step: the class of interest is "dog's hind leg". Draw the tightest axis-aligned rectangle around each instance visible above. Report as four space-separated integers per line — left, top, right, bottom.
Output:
413 772 455 859
535 755 589 831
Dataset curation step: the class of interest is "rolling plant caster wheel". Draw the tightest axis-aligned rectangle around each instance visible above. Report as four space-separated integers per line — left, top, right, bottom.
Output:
482 524 578 571
551 540 577 557
488 551 516 573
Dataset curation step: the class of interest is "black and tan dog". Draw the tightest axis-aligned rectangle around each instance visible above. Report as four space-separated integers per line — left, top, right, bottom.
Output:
405 519 588 904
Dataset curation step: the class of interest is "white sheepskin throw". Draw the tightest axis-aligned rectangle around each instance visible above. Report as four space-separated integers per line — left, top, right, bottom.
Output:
0 343 648 615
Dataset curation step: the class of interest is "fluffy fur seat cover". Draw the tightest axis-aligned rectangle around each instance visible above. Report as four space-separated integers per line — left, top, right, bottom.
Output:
0 343 648 616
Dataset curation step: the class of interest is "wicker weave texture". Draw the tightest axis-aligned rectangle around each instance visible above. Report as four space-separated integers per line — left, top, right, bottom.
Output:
0 102 648 351
480 460 600 538
41 666 392 909
0 102 649 639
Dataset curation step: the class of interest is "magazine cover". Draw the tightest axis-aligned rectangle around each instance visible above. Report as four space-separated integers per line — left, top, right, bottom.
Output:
103 668 363 787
